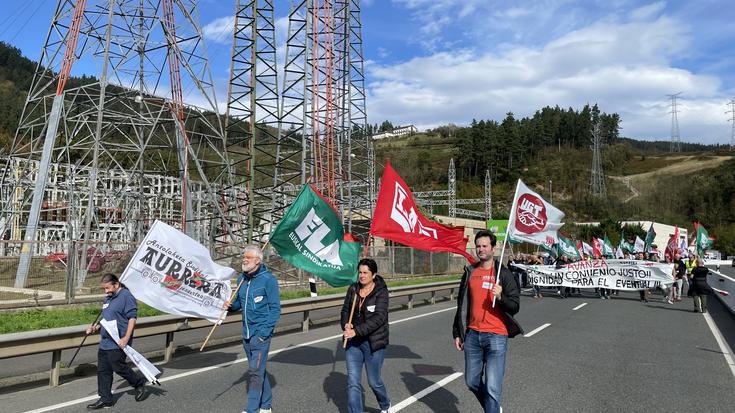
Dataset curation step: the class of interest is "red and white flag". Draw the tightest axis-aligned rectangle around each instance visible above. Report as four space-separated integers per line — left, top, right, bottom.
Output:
506 179 565 248
665 226 680 257
592 238 603 258
370 161 476 263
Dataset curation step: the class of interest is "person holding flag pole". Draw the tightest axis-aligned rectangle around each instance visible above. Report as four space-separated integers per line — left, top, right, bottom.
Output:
340 258 391 413
452 230 522 413
223 244 281 413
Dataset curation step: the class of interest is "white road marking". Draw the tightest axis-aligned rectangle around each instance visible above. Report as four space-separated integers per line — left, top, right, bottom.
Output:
391 372 463 412
22 304 457 413
524 323 551 338
702 312 735 379
572 303 587 311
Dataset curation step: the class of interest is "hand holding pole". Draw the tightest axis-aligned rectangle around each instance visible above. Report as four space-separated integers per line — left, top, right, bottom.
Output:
68 308 103 367
200 277 245 351
342 287 358 348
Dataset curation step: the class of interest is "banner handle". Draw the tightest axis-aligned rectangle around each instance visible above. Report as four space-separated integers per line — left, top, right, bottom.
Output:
342 287 358 348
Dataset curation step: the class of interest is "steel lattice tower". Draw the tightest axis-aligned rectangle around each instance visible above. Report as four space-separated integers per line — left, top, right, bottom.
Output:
1 0 236 287
590 120 606 198
485 169 492 220
727 100 735 151
668 92 682 152
448 158 456 218
224 0 289 244
279 0 373 239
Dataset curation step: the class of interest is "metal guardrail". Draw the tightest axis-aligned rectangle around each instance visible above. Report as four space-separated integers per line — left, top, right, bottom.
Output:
0 281 459 387
708 269 735 316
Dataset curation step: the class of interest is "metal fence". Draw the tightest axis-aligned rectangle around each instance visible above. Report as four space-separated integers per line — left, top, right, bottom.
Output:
0 241 470 307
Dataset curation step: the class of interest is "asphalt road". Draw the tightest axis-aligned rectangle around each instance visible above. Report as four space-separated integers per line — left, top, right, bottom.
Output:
2 285 734 413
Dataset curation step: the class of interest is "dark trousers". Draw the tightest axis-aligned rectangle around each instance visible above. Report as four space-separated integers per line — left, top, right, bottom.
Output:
97 349 144 403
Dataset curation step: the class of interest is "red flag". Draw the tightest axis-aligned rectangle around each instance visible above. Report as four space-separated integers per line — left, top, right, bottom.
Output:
370 161 476 263
592 238 603 258
576 241 584 257
666 226 680 257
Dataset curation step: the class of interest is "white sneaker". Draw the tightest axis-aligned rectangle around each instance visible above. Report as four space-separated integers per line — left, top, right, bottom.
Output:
260 410 272 413
380 405 391 413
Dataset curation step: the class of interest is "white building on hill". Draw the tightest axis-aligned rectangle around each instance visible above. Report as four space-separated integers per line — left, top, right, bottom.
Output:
372 125 418 140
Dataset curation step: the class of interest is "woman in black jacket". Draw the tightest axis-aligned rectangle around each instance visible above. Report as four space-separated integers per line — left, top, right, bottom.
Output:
689 258 713 313
340 258 391 413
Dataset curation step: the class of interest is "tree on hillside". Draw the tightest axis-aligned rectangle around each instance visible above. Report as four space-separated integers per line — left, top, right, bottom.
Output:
378 120 394 132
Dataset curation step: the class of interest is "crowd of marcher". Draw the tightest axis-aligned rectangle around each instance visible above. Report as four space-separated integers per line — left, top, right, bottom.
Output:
507 250 713 313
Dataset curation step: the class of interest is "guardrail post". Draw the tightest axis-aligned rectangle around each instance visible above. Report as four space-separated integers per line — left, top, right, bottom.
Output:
407 294 413 309
449 288 454 301
164 332 175 362
302 310 310 332
50 349 61 387
430 252 434 275
430 291 436 305
410 248 414 275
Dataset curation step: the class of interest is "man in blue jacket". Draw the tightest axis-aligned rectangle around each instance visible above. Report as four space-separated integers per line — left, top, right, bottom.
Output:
86 273 147 409
226 245 281 413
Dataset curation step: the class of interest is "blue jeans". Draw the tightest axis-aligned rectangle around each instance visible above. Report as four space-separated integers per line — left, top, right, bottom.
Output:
464 329 508 413
242 336 272 413
345 339 390 413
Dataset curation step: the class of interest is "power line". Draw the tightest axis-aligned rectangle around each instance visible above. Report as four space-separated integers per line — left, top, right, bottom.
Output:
6 0 46 44
0 0 35 33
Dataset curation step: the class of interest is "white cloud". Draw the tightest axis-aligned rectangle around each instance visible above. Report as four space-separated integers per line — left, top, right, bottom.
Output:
494 7 533 19
202 15 234 44
629 1 666 21
366 12 728 144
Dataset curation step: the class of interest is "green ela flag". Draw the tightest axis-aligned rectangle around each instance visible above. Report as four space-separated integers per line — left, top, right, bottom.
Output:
644 224 656 252
541 242 558 258
619 233 634 254
555 234 581 260
603 236 615 258
695 223 713 256
270 184 361 287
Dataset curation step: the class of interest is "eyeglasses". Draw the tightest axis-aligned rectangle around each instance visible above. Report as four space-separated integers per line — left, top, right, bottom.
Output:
242 255 260 261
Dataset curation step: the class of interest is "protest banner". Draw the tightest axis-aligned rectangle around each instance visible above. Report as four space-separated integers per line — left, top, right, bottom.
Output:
120 220 235 323
518 259 675 290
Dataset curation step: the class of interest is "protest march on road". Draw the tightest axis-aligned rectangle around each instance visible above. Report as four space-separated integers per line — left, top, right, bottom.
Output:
48 166 727 413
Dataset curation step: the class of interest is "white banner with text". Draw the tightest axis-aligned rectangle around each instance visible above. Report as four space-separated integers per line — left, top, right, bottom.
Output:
517 259 674 290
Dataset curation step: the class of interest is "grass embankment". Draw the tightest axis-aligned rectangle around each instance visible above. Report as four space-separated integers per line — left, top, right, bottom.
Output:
0 275 460 334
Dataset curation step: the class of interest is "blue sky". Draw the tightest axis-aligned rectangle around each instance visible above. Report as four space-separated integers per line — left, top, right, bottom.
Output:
1 0 734 145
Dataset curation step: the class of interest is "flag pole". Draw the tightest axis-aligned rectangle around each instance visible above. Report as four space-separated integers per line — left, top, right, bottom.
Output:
200 277 245 352
200 240 271 352
493 179 520 308
68 308 103 366
343 286 358 348
362 234 372 257
493 234 509 308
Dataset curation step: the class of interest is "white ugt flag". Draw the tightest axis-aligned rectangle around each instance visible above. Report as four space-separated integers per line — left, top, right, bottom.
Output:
120 220 236 323
507 179 565 248
634 236 645 253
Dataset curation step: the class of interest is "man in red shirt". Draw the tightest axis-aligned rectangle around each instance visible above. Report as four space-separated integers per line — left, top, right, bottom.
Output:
453 230 522 413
